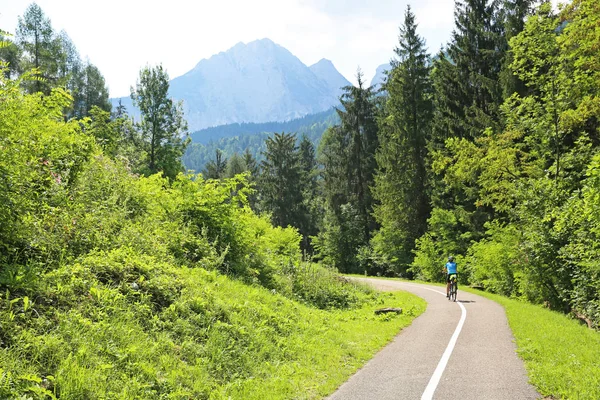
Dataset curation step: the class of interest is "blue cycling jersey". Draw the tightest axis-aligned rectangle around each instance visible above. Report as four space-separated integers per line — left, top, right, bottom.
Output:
446 262 457 274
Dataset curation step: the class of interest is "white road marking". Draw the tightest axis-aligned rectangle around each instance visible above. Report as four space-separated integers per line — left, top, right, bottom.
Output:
409 285 467 400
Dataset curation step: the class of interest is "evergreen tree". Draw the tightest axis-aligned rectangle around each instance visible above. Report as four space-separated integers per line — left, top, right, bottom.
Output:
299 134 318 199
16 3 60 94
242 148 259 179
316 73 379 272
260 132 304 233
338 72 379 244
499 0 535 98
108 100 144 169
242 148 260 211
131 65 189 180
416 0 514 270
225 152 246 178
373 5 433 273
431 0 506 142
203 149 228 179
72 61 110 118
55 30 81 87
316 125 363 271
298 135 320 251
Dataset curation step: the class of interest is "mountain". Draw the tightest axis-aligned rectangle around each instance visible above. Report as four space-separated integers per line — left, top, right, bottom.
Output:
370 63 391 89
309 58 350 95
112 39 350 131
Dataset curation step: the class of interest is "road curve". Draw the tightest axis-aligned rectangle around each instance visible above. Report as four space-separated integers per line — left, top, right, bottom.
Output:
328 279 539 400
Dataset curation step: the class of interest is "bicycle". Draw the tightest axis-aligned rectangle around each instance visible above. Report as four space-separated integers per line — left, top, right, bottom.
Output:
448 274 458 302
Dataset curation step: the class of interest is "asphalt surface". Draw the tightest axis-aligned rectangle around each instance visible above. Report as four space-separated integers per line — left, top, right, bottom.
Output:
328 279 540 400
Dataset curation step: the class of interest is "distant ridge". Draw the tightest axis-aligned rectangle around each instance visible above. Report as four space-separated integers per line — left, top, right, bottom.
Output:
190 107 339 145
183 108 340 173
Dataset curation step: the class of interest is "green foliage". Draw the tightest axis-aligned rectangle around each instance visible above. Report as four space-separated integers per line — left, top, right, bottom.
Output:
71 62 111 118
131 64 190 180
411 0 516 284
0 75 94 276
260 132 305 232
225 152 246 178
298 135 321 251
373 6 432 273
411 0 600 330
16 3 60 94
0 29 22 79
317 75 380 273
13 3 109 114
0 58 427 399
275 263 373 310
203 149 228 179
432 0 506 141
465 222 523 296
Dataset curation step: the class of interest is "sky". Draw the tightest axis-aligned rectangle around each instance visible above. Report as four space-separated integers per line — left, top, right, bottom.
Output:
0 0 558 98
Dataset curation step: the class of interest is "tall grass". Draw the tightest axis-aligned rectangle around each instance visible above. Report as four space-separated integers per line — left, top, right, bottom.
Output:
0 264 425 399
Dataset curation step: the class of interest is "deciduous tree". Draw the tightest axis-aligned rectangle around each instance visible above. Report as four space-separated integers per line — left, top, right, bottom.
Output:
131 65 189 180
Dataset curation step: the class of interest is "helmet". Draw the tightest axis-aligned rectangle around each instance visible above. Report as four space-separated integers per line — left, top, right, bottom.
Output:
448 256 454 262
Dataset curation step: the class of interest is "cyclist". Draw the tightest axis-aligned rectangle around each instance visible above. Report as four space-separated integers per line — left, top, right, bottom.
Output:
444 256 457 298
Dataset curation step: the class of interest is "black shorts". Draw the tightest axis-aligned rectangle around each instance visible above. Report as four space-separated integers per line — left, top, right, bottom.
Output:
446 273 457 283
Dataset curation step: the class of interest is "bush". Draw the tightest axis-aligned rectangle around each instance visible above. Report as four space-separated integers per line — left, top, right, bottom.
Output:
0 71 426 399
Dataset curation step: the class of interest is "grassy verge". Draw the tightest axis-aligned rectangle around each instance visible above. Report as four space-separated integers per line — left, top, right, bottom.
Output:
221 278 426 399
0 265 426 399
461 287 600 399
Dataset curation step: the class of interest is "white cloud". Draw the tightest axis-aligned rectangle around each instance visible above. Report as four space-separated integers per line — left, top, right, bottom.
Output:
2 0 561 97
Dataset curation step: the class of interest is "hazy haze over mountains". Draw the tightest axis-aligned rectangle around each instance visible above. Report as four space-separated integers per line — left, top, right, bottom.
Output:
112 38 352 132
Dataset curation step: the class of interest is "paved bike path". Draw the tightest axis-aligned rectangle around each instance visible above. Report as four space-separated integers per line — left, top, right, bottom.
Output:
328 279 539 400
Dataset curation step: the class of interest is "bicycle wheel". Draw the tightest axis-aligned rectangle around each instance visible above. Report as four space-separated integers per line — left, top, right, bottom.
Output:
451 281 457 302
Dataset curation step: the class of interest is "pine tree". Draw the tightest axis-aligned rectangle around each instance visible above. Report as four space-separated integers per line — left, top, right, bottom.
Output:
298 135 320 251
317 74 379 272
373 5 433 272
418 0 510 267
299 135 318 199
225 152 246 178
242 148 259 179
432 0 506 142
72 61 110 118
242 148 261 211
203 149 227 179
131 65 189 180
16 3 60 94
338 72 379 244
260 132 304 232
55 30 81 88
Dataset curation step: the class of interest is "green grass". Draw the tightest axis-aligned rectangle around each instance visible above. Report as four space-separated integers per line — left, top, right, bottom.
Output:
217 279 426 399
460 287 600 399
0 265 426 399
